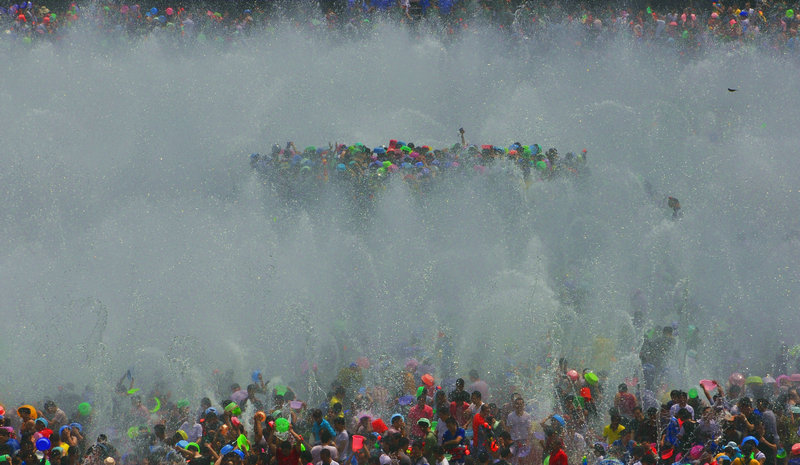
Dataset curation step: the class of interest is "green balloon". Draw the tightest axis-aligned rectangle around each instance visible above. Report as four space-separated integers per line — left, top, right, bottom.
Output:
646 7 652 14
78 402 92 416
275 417 290 433
786 9 794 18
688 388 698 398
584 372 599 385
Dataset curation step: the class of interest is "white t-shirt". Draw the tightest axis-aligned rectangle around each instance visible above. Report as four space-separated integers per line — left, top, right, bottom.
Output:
335 431 350 461
506 411 532 443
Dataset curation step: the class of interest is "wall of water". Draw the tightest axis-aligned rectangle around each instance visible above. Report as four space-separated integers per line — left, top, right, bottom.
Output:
1 22 798 408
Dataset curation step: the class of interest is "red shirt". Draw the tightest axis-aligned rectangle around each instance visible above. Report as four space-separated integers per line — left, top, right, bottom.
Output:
472 413 488 449
550 449 568 465
409 404 433 438
276 448 301 465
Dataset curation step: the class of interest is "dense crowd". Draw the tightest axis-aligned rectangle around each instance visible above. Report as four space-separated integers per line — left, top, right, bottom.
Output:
5 0 800 54
248 134 591 198
2 334 800 465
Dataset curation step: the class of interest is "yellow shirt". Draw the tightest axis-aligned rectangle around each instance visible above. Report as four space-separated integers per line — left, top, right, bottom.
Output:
602 424 625 444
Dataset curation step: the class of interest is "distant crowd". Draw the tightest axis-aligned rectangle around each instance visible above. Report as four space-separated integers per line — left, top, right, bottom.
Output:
4 0 800 54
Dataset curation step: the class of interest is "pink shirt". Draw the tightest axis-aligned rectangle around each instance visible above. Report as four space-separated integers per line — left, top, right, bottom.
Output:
408 404 433 438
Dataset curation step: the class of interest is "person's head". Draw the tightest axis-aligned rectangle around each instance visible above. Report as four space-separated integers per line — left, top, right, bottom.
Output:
756 398 770 411
320 448 332 464
738 397 753 414
476 451 490 465
417 394 426 407
646 407 658 419
677 408 691 421
471 391 482 404
679 391 688 405
334 417 345 432
417 418 431 433
230 383 241 393
662 326 674 337
312 409 323 421
632 406 643 420
741 437 758 454
618 384 628 393
445 417 458 433
469 370 480 382
391 414 404 429
17 407 33 422
500 447 512 460
455 379 464 390
513 397 525 413
397 437 409 455
610 413 621 426
44 401 57 414
320 429 333 444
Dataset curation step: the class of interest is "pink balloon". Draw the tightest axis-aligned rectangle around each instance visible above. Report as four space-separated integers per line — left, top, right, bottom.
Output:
165 7 174 15
567 370 579 382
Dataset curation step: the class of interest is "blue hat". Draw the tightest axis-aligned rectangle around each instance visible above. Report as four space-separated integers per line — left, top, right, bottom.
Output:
234 450 245 459
177 440 189 449
390 413 404 423
205 407 218 416
59 425 70 435
35 418 48 427
552 414 566 427
221 445 235 456
70 423 82 432
741 436 759 447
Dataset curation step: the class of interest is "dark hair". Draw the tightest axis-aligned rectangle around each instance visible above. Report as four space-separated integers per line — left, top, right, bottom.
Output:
500 448 512 459
320 429 333 443
471 391 482 399
334 417 345 426
320 449 331 459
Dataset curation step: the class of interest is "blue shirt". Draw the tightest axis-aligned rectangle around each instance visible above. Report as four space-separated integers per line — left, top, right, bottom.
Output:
312 419 335 444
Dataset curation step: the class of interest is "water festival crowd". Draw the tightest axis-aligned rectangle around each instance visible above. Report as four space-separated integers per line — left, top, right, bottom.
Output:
248 136 591 199
2 332 800 465
5 0 800 54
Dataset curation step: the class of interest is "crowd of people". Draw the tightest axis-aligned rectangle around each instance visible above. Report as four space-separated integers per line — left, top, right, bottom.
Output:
5 0 800 53
2 345 800 465
248 133 590 198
